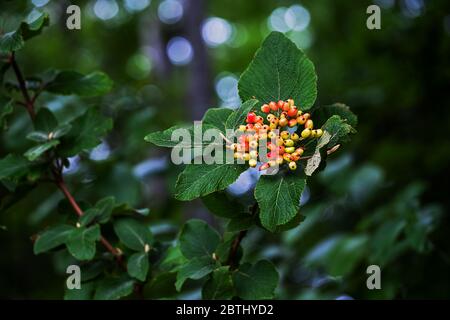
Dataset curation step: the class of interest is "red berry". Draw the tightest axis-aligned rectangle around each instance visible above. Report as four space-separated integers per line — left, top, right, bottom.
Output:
261 104 270 113
269 102 278 111
259 162 270 171
282 102 290 112
287 107 298 118
277 100 284 108
246 112 257 124
288 119 297 127
277 146 285 154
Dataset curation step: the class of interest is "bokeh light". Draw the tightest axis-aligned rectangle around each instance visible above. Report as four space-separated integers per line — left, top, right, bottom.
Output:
31 0 50 7
126 53 152 80
401 0 425 18
124 0 151 12
268 5 311 33
94 0 119 20
215 73 240 106
158 0 184 24
201 17 233 47
166 37 193 65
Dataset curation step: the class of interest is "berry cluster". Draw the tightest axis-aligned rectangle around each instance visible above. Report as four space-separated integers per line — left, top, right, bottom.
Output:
230 99 323 171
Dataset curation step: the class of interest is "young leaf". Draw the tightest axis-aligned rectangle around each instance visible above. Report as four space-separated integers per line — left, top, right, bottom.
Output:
127 252 149 281
26 131 49 142
0 154 30 180
94 196 115 223
225 99 259 130
46 71 113 97
175 256 218 291
66 225 101 261
305 131 332 176
179 219 220 259
202 266 234 300
52 124 72 139
113 218 153 251
34 108 58 133
238 32 317 110
202 107 233 132
175 163 246 201
94 274 135 300
33 224 75 254
0 10 49 53
24 139 60 161
322 115 356 147
59 108 113 157
233 260 279 300
254 173 306 232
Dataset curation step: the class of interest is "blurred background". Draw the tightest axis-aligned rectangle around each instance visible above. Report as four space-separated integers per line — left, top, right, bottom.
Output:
1 0 450 299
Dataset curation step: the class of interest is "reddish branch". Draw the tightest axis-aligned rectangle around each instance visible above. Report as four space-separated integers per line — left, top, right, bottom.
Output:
8 52 122 261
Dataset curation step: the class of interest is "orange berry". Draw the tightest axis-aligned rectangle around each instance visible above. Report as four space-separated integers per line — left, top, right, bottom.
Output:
279 117 288 127
269 102 278 111
282 102 290 112
277 100 284 108
297 115 306 125
261 104 270 113
288 119 297 127
287 107 298 118
305 119 314 129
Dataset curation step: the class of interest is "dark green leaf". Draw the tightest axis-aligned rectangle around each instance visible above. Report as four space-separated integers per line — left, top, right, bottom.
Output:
79 208 101 227
127 252 149 281
52 124 72 139
227 215 256 232
175 256 218 291
0 96 14 130
201 192 247 219
64 281 95 300
179 219 220 259
113 218 153 251
46 71 113 97
33 224 75 254
94 274 135 300
34 108 58 133
160 245 187 272
202 107 233 132
66 225 101 261
322 115 356 148
24 139 59 161
313 103 357 128
238 32 317 110
59 109 113 157
0 154 30 180
202 266 234 300
94 196 115 223
233 260 279 299
175 163 246 201
255 174 306 232
144 272 177 299
225 99 259 130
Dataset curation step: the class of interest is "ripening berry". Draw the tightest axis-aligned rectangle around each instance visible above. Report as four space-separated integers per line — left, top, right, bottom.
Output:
234 152 242 159
279 117 288 127
269 122 277 130
310 130 317 138
230 143 237 151
287 99 294 107
249 158 257 167
297 115 306 125
305 119 314 129
246 124 254 131
256 116 264 123
316 129 323 137
267 114 275 121
277 100 285 109
288 119 297 127
242 153 250 161
284 139 294 147
269 101 278 111
290 153 300 161
261 104 270 113
295 147 304 156
282 102 290 112
287 107 298 118
297 109 302 117
283 153 291 162
276 157 284 165
249 150 258 158
280 131 290 140
259 162 270 171
301 128 311 138
267 142 276 151
289 161 297 170
275 138 284 146
254 123 262 131
285 146 295 154
262 124 269 131
268 131 277 139
238 125 246 132
249 140 258 149
246 112 257 124
290 133 299 141
303 113 311 120
277 145 285 154
269 160 277 167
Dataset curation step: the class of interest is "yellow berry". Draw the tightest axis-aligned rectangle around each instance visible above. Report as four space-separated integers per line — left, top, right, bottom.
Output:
287 99 295 107
283 153 291 161
268 131 277 139
280 131 290 140
276 157 284 165
243 153 250 161
239 125 246 132
234 152 242 159
311 130 317 138
268 160 277 167
249 159 257 167
301 128 311 138
289 161 297 170
249 150 258 158
305 119 314 129
285 146 295 154
284 139 294 147
269 122 277 130
276 138 284 146
249 140 258 149
290 133 299 141
297 109 303 117
267 114 275 122
316 129 323 137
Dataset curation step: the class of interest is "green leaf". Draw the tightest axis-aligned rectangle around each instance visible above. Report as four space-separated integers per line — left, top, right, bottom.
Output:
227 215 256 232
255 173 306 232
175 256 218 291
202 266 234 300
24 139 60 161
238 32 317 110
201 192 246 219
79 208 101 227
322 115 356 147
46 71 113 97
225 99 259 130
175 163 246 201
272 212 306 233
113 218 153 251
144 272 177 299
0 154 30 180
66 225 101 261
305 131 331 176
160 245 187 272
127 252 149 281
0 96 14 130
33 224 75 254
52 124 72 139
34 108 58 133
59 108 113 157
0 10 49 53
313 103 357 128
202 107 233 132
94 275 135 300
144 123 221 148
179 219 220 259
94 196 115 223
26 131 49 142
233 260 279 299
64 282 95 300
